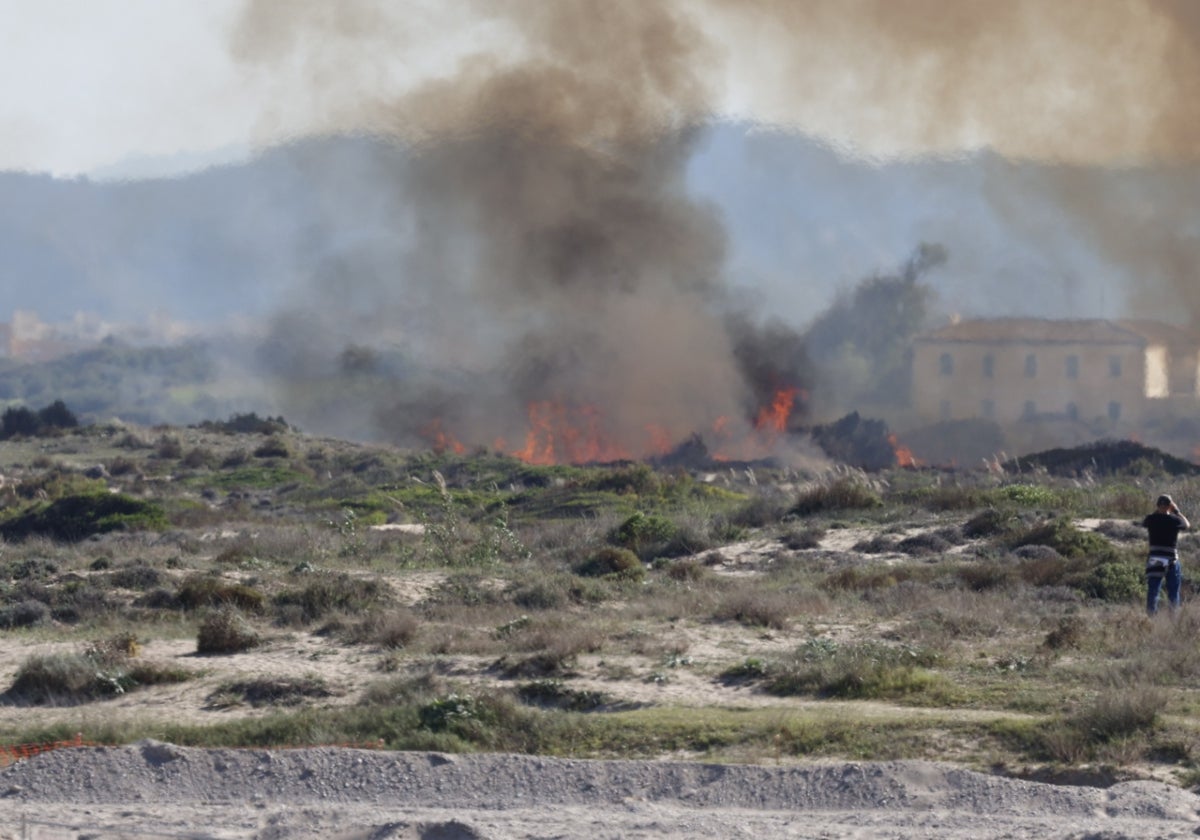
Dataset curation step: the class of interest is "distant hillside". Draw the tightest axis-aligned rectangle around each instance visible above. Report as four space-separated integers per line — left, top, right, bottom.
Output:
0 135 410 324
0 339 247 426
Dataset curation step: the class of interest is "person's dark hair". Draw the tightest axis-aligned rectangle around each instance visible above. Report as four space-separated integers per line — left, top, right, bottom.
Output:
1157 494 1174 508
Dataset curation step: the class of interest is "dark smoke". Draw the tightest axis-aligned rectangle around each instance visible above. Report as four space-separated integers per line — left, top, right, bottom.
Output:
235 0 806 457
227 0 1200 457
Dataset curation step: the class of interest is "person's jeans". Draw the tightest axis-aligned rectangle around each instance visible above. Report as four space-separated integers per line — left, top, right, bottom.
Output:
1147 561 1182 615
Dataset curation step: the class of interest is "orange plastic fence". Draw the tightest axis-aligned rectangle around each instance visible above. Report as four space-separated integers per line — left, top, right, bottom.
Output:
0 735 386 767
0 732 97 767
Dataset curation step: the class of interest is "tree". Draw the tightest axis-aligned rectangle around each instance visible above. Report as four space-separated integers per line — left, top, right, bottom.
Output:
804 243 946 408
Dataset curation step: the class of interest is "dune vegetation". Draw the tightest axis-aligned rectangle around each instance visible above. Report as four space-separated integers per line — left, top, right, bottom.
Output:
0 414 1198 788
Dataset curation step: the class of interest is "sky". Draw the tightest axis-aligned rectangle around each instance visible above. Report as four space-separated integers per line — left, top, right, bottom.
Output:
4 0 1193 178
2 0 1199 330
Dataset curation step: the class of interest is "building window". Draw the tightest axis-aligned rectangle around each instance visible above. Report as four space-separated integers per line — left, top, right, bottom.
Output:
939 352 953 376
1066 402 1079 421
1109 356 1122 377
939 400 951 420
981 399 994 419
1066 355 1079 379
1024 353 1037 377
1023 400 1036 419
1108 401 1121 421
982 354 994 378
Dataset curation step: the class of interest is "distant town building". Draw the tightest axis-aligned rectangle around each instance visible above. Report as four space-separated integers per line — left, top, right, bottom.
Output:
911 318 1200 427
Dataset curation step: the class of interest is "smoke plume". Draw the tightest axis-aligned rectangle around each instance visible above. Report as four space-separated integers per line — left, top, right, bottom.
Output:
228 0 1200 456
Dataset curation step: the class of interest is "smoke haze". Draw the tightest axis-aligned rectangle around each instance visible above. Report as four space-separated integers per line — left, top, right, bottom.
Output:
12 0 1188 455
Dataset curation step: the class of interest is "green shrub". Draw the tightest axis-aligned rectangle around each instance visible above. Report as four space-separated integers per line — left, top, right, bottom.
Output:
608 511 677 558
720 657 769 682
763 638 942 700
0 599 50 629
995 483 1060 507
3 634 191 705
0 491 168 542
1085 561 1142 603
576 547 646 582
197 607 261 654
1008 518 1117 562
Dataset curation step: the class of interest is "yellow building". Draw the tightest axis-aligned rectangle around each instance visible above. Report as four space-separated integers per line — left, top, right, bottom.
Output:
911 319 1200 427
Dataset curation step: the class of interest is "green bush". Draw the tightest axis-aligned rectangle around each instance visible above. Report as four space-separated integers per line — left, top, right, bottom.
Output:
608 511 677 558
3 635 191 705
1008 518 1118 562
0 491 168 542
1085 561 1142 603
762 638 942 700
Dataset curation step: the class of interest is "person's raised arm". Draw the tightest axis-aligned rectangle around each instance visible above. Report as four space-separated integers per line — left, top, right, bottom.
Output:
1172 502 1191 530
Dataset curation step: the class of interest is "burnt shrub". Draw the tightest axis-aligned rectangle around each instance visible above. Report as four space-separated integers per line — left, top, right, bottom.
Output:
961 508 1017 539
729 495 789 528
181 447 215 469
712 588 791 630
175 575 266 613
343 609 420 649
791 476 881 516
575 547 645 582
272 572 391 623
196 607 261 654
106 564 163 590
207 676 333 708
253 437 290 458
516 679 608 711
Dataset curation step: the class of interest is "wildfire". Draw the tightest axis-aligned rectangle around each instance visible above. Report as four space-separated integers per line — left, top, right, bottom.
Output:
419 385 807 465
508 401 634 465
753 386 800 437
888 433 920 468
421 418 466 455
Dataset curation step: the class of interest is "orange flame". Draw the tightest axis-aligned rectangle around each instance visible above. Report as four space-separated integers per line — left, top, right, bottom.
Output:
421 418 466 455
753 387 799 436
508 401 633 465
888 433 919 468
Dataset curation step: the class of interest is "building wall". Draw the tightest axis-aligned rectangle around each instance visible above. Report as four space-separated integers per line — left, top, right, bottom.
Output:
911 339 1150 425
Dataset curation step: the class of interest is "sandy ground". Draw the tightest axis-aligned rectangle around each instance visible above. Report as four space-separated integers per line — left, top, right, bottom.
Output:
1 520 1176 838
3 742 1200 839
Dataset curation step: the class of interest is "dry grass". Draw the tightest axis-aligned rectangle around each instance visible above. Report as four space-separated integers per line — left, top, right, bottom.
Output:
4 423 1200 781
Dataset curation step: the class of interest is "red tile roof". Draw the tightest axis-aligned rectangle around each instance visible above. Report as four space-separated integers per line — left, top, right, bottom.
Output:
917 318 1197 346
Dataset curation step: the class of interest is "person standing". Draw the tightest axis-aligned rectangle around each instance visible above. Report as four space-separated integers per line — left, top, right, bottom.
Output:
1143 494 1190 615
